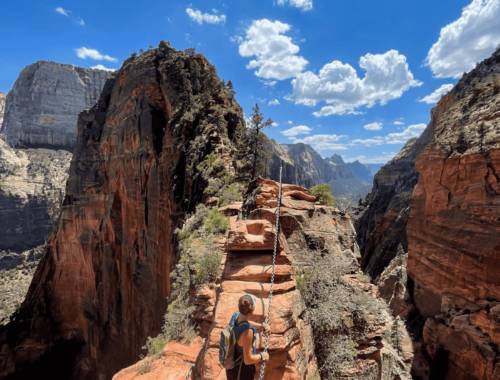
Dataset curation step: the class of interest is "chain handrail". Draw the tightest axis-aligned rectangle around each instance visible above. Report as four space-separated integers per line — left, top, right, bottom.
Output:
184 363 195 380
258 164 282 380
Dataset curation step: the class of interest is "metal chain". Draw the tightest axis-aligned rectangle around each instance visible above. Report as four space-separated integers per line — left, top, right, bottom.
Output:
184 363 195 380
258 164 282 380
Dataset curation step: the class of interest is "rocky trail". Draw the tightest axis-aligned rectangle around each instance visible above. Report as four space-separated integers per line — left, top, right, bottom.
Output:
114 179 412 380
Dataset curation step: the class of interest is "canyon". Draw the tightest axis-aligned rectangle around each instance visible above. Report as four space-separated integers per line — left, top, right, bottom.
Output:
351 46 500 379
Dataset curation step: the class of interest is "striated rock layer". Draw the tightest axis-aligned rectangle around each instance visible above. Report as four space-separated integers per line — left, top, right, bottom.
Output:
0 92 5 126
114 179 412 380
0 139 72 252
268 138 311 188
0 42 245 380
0 61 112 150
407 47 500 379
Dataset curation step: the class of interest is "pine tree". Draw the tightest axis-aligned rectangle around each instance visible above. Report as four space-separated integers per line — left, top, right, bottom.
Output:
226 80 236 96
247 103 273 180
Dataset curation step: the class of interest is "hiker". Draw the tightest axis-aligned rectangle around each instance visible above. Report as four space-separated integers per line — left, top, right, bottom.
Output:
225 294 270 380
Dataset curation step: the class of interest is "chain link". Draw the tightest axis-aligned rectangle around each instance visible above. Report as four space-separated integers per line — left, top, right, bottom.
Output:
184 363 195 380
258 164 282 380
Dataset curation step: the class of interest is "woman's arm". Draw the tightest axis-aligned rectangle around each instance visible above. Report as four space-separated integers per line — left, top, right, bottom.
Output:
240 329 269 365
248 321 270 333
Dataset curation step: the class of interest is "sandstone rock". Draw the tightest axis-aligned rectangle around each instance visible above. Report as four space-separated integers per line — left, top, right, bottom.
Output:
112 337 204 380
1 61 112 150
225 219 275 250
406 47 500 379
0 92 5 127
0 42 245 380
0 139 72 253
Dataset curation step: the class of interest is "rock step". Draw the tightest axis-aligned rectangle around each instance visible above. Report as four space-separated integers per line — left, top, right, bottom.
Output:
223 252 294 283
221 279 296 295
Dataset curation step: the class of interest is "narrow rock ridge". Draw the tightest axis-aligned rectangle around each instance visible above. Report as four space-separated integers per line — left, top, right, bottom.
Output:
114 179 413 380
0 61 112 150
0 42 245 380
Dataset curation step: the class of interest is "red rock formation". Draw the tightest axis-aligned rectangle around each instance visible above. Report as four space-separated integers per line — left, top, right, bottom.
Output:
114 179 412 380
0 42 245 380
407 47 500 379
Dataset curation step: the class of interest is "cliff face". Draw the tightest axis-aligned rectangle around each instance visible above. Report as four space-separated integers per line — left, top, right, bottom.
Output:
407 47 500 379
268 138 311 187
0 139 72 253
0 61 112 150
0 92 5 126
0 42 245 380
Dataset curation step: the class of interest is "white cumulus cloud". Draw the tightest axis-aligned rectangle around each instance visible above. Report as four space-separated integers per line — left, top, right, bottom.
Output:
394 121 404 125
186 8 226 24
426 0 500 78
418 84 454 104
277 0 313 11
287 120 293 124
364 122 383 131
55 7 70 16
239 19 308 80
351 138 384 146
91 65 116 71
78 18 84 25
269 99 281 105
76 47 117 62
290 50 422 116
281 125 312 136
385 123 427 144
293 134 347 150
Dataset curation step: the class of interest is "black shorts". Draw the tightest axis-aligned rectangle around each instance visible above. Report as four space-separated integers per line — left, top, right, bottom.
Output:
225 363 256 380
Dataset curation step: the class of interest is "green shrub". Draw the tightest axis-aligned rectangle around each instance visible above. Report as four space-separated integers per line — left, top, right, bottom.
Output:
142 335 167 357
204 207 229 234
310 184 335 207
217 183 242 207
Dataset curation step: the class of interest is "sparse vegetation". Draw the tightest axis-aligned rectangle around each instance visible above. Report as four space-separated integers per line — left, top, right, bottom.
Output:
138 360 154 375
295 247 389 378
141 205 227 356
310 184 335 207
0 262 39 324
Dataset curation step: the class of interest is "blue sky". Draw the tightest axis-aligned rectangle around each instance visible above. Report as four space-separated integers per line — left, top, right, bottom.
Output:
1 0 499 164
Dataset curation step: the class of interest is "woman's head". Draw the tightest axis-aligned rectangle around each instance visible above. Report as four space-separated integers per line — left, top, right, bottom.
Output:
238 294 256 315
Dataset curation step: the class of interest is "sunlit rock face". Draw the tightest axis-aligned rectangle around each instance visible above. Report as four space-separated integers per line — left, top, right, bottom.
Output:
407 47 500 380
0 42 245 380
0 61 112 150
0 92 6 126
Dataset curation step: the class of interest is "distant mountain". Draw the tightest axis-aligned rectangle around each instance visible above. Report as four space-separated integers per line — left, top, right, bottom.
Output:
268 139 312 187
268 143 372 207
346 160 374 183
364 163 385 175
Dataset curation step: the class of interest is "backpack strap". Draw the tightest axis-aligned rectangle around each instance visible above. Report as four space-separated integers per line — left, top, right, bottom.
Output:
229 312 240 328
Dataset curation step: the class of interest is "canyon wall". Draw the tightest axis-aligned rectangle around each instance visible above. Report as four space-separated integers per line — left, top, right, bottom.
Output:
0 42 244 380
407 47 500 379
0 92 5 126
0 61 112 150
268 138 311 188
